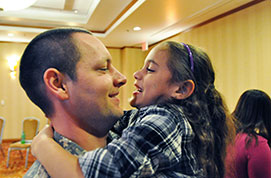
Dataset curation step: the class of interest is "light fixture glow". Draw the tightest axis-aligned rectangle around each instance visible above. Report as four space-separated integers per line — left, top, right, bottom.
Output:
6 54 20 79
0 0 37 11
10 71 16 79
133 26 141 31
8 33 14 37
6 54 20 71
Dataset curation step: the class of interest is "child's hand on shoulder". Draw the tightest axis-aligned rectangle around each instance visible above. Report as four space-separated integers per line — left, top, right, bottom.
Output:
31 124 54 157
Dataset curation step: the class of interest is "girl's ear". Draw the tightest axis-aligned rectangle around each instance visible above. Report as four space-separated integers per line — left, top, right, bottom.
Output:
43 68 69 100
171 80 195 100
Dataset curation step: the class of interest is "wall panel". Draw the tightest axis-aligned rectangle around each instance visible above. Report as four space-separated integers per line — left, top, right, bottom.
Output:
121 48 147 110
0 43 47 139
167 0 271 110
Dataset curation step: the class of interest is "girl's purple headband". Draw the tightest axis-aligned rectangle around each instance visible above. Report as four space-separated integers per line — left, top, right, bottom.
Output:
181 42 194 72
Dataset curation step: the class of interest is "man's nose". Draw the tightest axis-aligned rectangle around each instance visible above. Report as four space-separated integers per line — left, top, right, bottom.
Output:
113 67 127 87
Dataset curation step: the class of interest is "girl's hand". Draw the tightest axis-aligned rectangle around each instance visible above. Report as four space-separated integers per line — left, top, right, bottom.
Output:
31 124 54 157
29 124 84 178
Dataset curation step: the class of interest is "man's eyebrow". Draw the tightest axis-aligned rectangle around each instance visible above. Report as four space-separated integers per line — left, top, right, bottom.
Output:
100 58 110 64
95 58 110 68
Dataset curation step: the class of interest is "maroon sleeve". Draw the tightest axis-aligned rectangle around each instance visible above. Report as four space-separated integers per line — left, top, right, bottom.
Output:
247 136 271 178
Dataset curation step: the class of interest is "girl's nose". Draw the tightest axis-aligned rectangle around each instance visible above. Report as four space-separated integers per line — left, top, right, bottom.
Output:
133 70 141 80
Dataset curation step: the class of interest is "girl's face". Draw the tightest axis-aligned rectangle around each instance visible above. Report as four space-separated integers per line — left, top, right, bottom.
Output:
130 46 178 108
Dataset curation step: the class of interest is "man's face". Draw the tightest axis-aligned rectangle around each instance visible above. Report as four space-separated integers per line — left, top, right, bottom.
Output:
64 33 127 137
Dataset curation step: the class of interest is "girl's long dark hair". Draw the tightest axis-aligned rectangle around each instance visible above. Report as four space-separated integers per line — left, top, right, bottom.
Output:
164 41 235 178
232 89 271 147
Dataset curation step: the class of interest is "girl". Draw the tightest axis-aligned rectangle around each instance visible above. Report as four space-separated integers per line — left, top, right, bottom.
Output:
31 41 234 178
225 89 271 178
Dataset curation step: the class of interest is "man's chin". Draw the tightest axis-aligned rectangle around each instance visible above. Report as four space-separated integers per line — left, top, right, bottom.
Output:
114 108 124 117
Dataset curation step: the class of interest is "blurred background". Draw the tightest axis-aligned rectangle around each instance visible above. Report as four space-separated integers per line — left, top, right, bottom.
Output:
0 0 270 140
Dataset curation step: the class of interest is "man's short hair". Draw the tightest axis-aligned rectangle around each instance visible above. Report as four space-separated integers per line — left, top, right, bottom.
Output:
19 27 92 117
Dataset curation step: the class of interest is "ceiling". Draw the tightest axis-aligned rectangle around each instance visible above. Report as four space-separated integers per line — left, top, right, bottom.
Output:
0 0 257 48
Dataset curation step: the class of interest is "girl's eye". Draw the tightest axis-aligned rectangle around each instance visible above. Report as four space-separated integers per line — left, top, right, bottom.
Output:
146 67 155 72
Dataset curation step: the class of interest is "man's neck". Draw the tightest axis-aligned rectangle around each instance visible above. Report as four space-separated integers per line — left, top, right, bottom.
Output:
51 118 107 151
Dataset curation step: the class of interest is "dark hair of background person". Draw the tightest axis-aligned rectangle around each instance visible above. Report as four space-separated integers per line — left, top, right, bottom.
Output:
232 89 271 148
164 41 235 178
19 28 92 117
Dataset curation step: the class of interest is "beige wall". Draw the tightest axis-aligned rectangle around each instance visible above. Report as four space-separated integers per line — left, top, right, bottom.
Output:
164 0 271 111
0 43 47 139
1 0 270 138
108 48 147 109
121 48 147 110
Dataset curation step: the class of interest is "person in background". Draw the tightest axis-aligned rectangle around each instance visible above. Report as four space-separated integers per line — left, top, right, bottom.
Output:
31 41 235 178
226 89 271 178
19 27 127 177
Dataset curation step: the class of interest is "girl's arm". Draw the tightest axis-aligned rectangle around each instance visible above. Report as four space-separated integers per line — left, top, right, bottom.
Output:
31 125 84 178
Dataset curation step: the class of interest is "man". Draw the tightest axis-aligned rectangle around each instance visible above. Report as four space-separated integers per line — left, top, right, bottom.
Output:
19 27 127 177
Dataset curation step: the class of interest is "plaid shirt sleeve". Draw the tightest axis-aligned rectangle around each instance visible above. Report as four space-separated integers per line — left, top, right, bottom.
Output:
79 105 198 178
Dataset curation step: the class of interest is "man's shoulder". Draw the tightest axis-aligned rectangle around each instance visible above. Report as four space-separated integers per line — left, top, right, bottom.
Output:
23 131 86 178
23 160 49 178
53 131 86 155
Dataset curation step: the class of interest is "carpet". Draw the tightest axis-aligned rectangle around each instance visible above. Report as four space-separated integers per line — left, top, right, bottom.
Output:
0 140 36 178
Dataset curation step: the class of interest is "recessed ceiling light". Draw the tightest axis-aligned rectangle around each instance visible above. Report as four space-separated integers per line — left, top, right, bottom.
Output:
133 26 141 31
0 0 37 11
8 33 14 37
74 9 78 13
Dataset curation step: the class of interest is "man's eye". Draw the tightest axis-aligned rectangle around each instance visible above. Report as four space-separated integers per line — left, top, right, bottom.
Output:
99 67 109 71
146 68 155 72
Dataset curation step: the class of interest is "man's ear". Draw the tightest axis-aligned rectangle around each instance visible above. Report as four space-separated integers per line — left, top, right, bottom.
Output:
171 80 195 100
43 68 69 100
